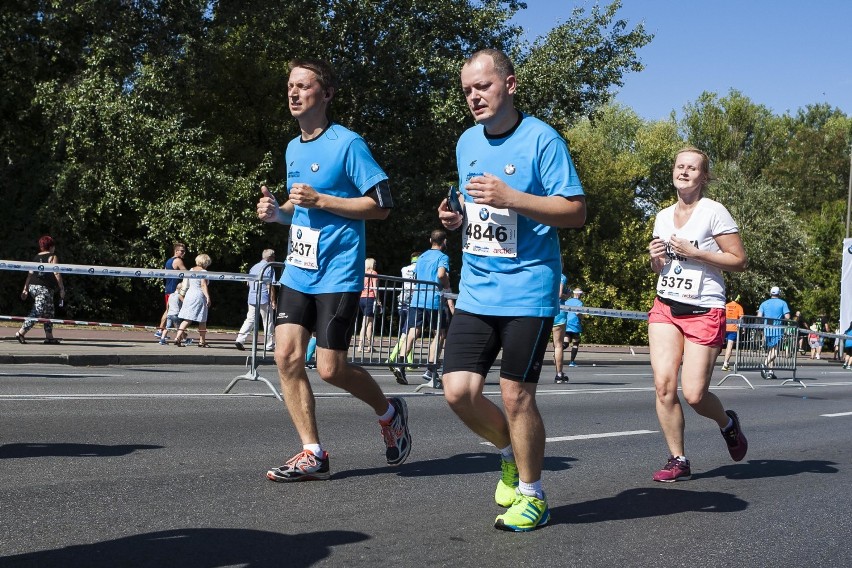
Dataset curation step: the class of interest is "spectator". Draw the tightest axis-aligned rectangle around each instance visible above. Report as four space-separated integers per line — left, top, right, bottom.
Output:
172 254 212 347
159 289 185 345
721 295 744 371
647 146 748 483
842 322 852 370
16 235 65 344
794 310 808 354
355 258 380 353
234 249 277 351
156 243 188 339
387 252 420 367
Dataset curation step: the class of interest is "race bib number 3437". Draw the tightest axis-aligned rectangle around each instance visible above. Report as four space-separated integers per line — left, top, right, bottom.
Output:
286 225 320 270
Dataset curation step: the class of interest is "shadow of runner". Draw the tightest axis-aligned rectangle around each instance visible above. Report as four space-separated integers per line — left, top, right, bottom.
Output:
1 528 369 568
691 458 838 480
551 487 748 525
0 443 162 459
331 452 577 480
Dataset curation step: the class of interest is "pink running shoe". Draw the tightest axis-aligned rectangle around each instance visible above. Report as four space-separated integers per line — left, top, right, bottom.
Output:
653 455 691 482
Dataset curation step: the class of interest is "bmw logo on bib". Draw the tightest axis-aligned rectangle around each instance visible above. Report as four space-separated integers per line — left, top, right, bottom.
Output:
311 163 319 172
504 164 516 175
296 229 303 239
847 244 852 254
674 264 682 275
479 208 490 221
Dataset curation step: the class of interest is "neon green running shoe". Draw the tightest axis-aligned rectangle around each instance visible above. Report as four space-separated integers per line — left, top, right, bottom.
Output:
494 492 550 532
494 458 519 507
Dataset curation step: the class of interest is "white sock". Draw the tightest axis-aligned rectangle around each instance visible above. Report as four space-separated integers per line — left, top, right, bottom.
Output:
304 443 324 457
675 455 687 462
378 402 395 423
499 445 515 462
518 480 544 499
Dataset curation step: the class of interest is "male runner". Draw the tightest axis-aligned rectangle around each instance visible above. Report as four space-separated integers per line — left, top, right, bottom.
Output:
257 58 411 481
438 49 586 531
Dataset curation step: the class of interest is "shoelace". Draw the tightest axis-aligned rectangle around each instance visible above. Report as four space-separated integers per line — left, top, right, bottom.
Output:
664 457 685 470
501 460 518 485
285 450 317 469
380 418 401 448
723 426 740 444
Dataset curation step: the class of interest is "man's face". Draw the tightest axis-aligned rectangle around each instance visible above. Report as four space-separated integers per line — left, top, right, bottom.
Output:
460 56 515 127
287 67 328 120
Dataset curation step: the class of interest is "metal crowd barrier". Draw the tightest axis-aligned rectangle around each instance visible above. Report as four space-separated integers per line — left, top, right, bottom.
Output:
717 315 802 389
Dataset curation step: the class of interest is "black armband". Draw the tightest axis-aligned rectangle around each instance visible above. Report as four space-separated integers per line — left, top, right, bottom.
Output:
369 180 394 209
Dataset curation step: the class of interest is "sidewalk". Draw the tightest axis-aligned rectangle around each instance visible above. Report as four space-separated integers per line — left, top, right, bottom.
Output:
1 323 656 367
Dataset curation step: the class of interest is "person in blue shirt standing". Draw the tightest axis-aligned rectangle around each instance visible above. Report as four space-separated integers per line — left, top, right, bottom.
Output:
438 49 586 531
757 286 791 378
256 58 411 482
564 288 584 367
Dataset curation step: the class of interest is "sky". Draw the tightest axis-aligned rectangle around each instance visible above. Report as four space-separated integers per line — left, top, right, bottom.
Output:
511 0 852 121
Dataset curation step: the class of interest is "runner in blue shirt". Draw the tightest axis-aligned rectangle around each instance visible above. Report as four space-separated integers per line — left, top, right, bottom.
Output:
564 288 584 367
757 286 791 377
438 49 586 532
256 58 410 482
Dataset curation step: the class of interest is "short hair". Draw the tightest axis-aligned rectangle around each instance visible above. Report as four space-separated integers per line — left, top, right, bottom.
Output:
262 249 275 260
430 229 447 245
465 49 515 79
196 254 212 269
288 58 338 94
38 235 55 252
173 242 186 253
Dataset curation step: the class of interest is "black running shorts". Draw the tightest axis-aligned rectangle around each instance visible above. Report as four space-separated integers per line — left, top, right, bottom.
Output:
442 309 554 383
275 286 359 351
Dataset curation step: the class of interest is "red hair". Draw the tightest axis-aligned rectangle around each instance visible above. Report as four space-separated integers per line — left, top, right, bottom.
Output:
38 235 55 252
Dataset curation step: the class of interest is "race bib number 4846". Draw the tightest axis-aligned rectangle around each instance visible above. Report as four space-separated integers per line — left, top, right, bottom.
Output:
462 204 517 258
286 225 320 270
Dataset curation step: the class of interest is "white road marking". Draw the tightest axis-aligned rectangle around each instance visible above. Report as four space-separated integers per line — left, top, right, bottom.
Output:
481 430 657 446
821 411 852 417
0 372 124 378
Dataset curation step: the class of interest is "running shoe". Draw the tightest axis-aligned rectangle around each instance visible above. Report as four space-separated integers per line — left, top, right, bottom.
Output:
568 361 577 368
266 449 330 482
154 330 162 338
387 363 408 385
494 492 550 532
422 369 435 382
380 397 411 466
159 339 167 345
495 458 519 507
721 362 730 372
652 455 691 482
721 409 748 462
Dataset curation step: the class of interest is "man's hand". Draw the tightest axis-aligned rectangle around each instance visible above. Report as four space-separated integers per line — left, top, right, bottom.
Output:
257 185 280 223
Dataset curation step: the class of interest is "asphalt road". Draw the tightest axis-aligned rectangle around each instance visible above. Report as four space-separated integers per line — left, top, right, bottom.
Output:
1 362 851 567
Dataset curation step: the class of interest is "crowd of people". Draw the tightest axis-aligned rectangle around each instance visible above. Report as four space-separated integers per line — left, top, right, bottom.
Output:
13 49 851 535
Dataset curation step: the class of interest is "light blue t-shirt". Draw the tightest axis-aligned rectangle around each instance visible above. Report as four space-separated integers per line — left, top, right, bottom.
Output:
565 298 583 333
280 124 388 294
248 259 273 305
454 114 584 317
758 297 790 321
410 248 450 310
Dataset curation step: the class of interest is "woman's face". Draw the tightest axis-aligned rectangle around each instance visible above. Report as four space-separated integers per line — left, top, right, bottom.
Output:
672 152 707 195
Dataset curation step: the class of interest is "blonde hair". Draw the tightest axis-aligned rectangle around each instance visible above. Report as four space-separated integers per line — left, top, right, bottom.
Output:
674 146 711 177
195 254 212 269
365 257 377 271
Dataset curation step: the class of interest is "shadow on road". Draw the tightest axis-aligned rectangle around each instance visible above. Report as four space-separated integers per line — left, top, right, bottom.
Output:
0 528 369 568
691 458 839 480
0 442 162 459
552 487 748 525
332 452 577 480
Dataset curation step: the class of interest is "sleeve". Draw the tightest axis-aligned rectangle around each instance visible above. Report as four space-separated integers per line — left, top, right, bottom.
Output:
711 202 739 236
538 137 584 199
345 137 389 196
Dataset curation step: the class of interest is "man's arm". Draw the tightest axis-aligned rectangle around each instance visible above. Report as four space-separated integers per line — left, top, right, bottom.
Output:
287 182 391 221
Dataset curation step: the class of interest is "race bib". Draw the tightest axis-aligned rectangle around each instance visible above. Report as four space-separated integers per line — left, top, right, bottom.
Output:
462 204 518 258
286 225 320 270
656 259 703 301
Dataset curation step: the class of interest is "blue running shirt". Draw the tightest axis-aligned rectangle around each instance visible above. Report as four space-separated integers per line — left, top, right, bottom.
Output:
280 124 388 294
455 114 584 317
410 249 450 310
